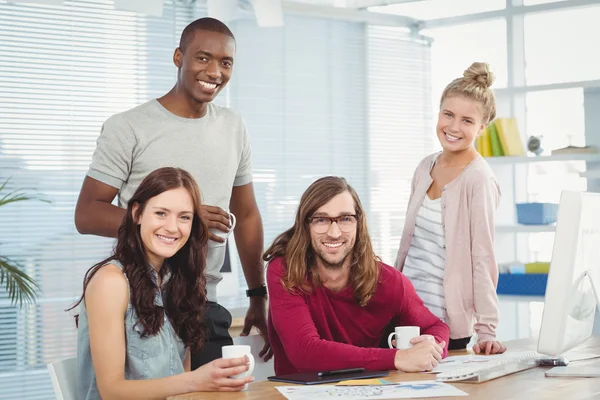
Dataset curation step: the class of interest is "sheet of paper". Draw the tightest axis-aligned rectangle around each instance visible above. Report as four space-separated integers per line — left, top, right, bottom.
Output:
429 351 536 374
561 350 600 362
276 380 468 399
428 349 600 375
427 350 600 374
335 378 394 386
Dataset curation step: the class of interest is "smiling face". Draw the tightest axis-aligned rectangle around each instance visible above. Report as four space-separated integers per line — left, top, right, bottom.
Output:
133 187 195 269
437 95 486 154
309 191 357 271
174 29 235 105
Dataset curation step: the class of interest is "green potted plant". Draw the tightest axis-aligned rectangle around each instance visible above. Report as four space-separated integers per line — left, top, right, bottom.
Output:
0 178 43 306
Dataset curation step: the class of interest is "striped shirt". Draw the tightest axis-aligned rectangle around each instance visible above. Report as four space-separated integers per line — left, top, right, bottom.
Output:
402 195 447 321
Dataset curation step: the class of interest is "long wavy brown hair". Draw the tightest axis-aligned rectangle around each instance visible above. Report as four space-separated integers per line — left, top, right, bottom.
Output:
69 167 209 352
263 176 380 306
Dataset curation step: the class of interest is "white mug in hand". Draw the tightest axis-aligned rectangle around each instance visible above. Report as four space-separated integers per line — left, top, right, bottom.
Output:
209 212 236 247
221 344 255 390
388 326 420 350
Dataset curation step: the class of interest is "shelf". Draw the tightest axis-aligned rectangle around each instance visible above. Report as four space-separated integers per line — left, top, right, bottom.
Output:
496 225 556 233
485 154 600 164
579 170 600 179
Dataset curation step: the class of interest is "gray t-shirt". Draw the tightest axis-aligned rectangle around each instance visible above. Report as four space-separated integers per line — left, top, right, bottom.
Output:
87 100 253 301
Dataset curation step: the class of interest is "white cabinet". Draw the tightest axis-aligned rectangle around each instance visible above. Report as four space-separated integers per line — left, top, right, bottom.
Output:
487 154 600 264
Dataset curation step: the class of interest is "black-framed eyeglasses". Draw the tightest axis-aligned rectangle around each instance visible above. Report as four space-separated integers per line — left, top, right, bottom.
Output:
308 215 358 233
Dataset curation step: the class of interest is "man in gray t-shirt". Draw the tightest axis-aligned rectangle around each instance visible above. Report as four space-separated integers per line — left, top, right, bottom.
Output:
74 17 271 368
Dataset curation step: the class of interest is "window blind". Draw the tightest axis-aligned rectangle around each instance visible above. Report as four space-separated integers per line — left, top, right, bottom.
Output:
0 2 433 398
224 18 433 306
365 25 434 262
0 1 192 398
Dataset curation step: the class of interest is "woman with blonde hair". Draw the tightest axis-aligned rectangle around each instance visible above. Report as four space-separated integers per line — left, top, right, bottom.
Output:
395 62 506 355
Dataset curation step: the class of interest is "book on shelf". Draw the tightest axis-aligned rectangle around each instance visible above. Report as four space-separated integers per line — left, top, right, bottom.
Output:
488 122 505 156
494 118 525 156
476 118 525 157
551 145 598 155
499 262 550 274
477 126 493 157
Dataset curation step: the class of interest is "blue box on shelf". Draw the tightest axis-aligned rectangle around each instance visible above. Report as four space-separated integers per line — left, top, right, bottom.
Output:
516 202 559 225
497 273 548 296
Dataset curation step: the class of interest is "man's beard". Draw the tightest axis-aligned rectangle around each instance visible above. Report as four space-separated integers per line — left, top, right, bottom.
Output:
315 249 351 270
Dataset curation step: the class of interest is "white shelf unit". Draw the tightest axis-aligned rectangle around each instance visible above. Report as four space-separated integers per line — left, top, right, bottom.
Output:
496 225 556 233
579 170 600 179
489 154 598 264
486 153 600 164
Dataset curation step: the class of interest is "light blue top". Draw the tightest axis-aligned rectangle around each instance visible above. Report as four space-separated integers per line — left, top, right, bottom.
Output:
76 259 186 400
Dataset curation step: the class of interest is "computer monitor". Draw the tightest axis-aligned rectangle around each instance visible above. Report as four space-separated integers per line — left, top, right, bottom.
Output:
538 191 600 356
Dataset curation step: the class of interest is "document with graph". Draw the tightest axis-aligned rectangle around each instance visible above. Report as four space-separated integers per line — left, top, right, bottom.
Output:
275 380 467 399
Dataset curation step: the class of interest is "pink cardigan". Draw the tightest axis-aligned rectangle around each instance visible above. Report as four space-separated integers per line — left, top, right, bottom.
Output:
395 153 500 342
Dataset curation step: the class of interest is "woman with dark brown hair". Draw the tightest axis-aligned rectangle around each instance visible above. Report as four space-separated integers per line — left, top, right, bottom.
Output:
71 167 253 400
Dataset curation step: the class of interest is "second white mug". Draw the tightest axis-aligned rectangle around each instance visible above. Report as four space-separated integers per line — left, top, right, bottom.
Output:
221 344 255 390
387 326 420 350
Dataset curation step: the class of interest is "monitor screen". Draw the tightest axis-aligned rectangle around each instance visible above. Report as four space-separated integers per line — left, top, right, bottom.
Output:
538 191 600 356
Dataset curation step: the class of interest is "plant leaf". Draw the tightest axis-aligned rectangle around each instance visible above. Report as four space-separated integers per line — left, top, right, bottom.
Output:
0 257 40 307
0 178 46 307
0 178 8 193
0 192 33 206
0 178 51 206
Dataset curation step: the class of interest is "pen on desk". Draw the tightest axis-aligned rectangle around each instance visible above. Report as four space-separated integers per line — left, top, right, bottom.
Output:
317 367 365 377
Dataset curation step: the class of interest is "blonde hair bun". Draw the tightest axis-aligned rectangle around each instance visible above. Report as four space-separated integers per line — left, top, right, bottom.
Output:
463 62 495 88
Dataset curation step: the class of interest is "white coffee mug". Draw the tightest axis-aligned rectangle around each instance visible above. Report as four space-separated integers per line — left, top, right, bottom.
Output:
221 344 255 389
387 326 420 350
209 212 236 247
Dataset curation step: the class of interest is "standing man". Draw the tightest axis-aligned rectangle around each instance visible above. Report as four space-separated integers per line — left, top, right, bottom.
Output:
74 18 270 369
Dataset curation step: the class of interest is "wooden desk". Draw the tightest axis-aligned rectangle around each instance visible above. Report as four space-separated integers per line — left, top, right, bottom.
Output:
169 336 600 400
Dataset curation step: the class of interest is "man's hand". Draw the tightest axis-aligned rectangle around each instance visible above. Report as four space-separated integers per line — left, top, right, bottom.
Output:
199 205 232 242
473 340 506 355
392 334 436 348
410 335 436 345
394 340 446 372
241 297 272 362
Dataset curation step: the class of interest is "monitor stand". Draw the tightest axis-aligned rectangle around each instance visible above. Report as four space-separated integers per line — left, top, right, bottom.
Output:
541 271 600 374
538 355 569 367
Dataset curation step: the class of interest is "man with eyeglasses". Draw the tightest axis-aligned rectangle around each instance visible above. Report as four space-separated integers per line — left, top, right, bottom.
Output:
263 176 449 375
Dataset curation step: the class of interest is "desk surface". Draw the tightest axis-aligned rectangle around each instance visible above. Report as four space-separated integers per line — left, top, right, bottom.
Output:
168 336 600 400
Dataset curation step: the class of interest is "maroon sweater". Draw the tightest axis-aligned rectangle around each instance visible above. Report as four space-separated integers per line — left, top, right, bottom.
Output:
267 257 450 375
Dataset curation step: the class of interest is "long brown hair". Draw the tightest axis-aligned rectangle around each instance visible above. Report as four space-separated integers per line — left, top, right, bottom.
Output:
263 176 379 306
69 167 209 352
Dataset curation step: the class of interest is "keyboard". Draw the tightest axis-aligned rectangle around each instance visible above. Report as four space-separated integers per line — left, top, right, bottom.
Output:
436 352 540 383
